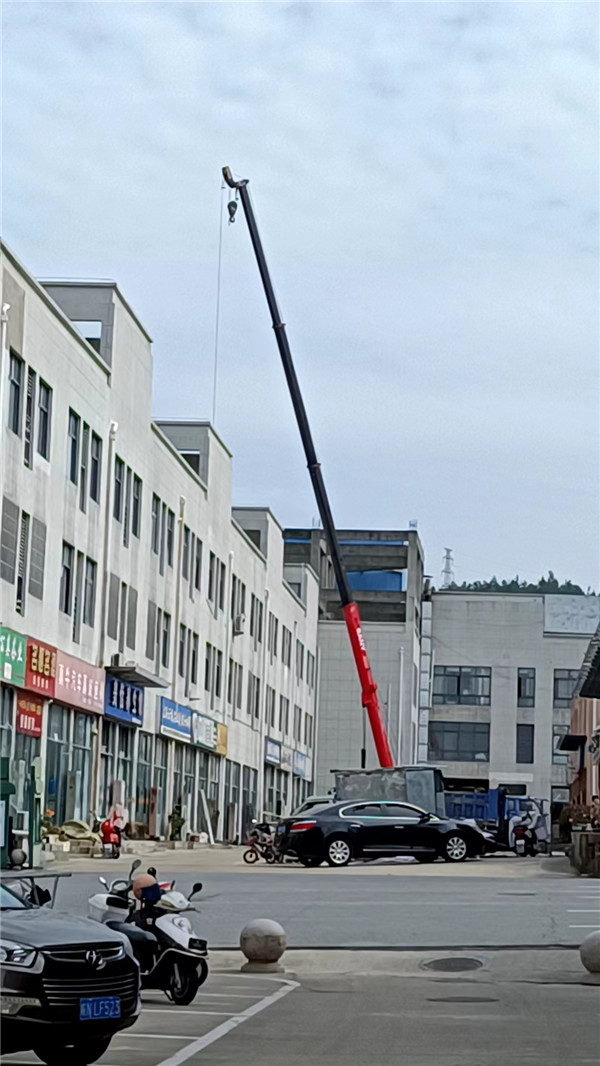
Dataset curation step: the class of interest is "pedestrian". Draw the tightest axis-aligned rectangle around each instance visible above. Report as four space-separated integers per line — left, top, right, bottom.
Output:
168 804 185 841
590 795 600 829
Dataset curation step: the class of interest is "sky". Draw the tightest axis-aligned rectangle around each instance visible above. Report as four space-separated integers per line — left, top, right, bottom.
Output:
2 1 598 589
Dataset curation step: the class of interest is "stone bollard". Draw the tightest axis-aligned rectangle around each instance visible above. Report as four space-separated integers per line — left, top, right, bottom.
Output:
240 918 286 973
580 930 600 974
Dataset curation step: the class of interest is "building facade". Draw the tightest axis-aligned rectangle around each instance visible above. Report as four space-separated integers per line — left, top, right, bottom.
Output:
284 528 425 794
563 624 600 806
0 243 319 844
422 591 600 808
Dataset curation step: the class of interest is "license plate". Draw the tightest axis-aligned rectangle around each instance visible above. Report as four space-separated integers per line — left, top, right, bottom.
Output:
80 996 121 1021
277 825 286 834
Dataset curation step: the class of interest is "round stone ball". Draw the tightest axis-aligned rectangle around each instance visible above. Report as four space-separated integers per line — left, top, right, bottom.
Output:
240 918 286 964
580 930 600 974
10 848 26 869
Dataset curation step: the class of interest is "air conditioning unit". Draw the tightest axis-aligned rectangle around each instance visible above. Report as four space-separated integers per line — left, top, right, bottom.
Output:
111 653 123 667
233 614 246 637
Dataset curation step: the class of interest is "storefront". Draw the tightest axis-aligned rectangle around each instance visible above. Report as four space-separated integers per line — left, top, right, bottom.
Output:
264 738 288 819
0 627 27 763
159 697 192 838
193 712 226 838
292 751 311 808
14 693 43 810
100 675 144 829
241 765 258 839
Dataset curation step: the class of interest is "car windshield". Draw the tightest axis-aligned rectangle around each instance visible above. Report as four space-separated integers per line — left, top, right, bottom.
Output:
0 883 32 910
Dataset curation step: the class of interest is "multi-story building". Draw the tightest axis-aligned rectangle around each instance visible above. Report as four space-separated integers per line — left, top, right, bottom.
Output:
0 242 319 844
284 528 425 793
563 624 600 806
422 591 600 810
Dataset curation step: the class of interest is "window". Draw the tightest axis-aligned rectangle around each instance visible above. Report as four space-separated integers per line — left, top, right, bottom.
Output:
268 613 279 660
59 541 74 615
304 713 313 748
151 495 160 554
126 586 137 650
1 686 13 758
8 352 23 435
266 686 276 727
132 476 142 537
282 626 292 667
307 651 315 689
72 551 84 643
79 423 89 512
182 526 190 580
23 368 36 467
247 672 261 718
166 509 174 566
1 496 19 584
517 668 536 708
194 537 202 591
433 666 491 706
279 696 290 734
178 625 187 678
113 457 124 520
161 612 171 668
90 433 102 502
68 409 80 483
191 633 199 686
159 503 166 574
516 724 534 764
553 726 569 765
215 650 222 698
37 381 52 459
205 643 213 692
296 640 304 681
123 467 132 546
553 669 579 709
428 722 490 762
293 705 302 743
15 511 29 615
28 517 46 601
219 561 226 611
236 664 243 711
83 558 96 626
208 552 216 602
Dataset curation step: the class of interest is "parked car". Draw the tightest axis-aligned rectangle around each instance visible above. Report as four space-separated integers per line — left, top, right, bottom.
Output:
275 800 487 867
290 795 332 816
1 879 141 1065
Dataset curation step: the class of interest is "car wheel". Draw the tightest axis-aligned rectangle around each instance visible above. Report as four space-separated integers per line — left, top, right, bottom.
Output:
326 836 352 867
443 834 468 862
299 856 322 867
35 1036 112 1065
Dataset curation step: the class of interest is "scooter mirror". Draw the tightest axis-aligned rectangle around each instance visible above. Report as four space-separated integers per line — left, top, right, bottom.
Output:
189 882 203 899
130 859 142 874
98 876 108 887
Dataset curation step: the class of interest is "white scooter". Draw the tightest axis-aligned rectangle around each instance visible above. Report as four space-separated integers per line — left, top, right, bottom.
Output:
88 861 208 1004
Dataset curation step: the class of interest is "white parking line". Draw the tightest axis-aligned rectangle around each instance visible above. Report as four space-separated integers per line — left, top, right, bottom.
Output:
154 978 299 1066
569 924 600 929
567 909 600 913
142 1008 240 1016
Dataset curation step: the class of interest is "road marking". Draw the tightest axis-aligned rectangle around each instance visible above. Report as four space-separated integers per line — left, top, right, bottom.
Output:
154 978 299 1066
569 924 600 929
142 1008 240 1016
567 909 600 913
191 992 261 998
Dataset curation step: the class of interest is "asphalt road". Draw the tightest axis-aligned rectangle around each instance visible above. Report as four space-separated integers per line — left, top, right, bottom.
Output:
32 859 600 949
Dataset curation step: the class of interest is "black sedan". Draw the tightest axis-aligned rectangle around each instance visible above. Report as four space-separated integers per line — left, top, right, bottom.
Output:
275 800 486 867
1 880 141 1065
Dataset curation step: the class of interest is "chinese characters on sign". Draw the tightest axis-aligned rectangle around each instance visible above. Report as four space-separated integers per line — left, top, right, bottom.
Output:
54 650 104 713
25 639 57 696
16 694 43 738
293 751 307 778
265 738 281 766
160 698 192 741
104 675 144 727
0 628 26 686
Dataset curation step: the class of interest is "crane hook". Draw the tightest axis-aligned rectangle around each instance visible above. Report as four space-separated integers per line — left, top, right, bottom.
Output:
227 199 238 224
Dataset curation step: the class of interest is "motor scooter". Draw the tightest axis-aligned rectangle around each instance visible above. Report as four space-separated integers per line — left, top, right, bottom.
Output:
88 861 208 1004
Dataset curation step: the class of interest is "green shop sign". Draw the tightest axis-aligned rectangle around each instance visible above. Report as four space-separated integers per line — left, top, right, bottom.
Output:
0 628 26 687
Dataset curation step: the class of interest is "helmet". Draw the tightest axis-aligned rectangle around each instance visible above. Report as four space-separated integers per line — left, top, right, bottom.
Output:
132 872 157 900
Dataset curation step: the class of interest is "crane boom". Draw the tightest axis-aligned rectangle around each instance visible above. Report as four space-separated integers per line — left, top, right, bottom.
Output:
223 166 394 769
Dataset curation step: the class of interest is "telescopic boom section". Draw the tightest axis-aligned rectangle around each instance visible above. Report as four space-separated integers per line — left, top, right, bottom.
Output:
223 166 394 769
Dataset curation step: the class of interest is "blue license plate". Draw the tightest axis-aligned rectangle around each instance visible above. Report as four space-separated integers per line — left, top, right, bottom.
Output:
277 825 286 834
80 996 121 1021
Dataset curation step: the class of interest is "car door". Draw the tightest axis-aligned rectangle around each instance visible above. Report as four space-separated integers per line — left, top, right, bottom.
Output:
379 803 424 854
338 803 387 856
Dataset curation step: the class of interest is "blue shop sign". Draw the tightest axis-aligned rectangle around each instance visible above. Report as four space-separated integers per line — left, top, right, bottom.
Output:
293 752 307 778
265 738 281 766
160 697 192 742
104 674 144 726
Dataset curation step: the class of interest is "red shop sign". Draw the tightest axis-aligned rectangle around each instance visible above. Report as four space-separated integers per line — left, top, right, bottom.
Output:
54 650 104 714
16 693 43 738
25 639 57 697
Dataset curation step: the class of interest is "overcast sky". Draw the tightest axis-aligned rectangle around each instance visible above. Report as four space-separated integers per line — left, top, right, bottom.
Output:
2 2 598 589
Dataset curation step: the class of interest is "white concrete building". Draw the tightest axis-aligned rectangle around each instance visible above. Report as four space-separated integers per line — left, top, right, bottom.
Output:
422 591 600 809
0 242 319 843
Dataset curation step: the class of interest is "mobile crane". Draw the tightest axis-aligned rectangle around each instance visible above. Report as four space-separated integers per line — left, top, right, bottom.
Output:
223 166 394 769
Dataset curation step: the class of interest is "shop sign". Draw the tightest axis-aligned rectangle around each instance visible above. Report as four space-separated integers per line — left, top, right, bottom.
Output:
104 674 144 727
25 639 57 696
16 693 43 738
281 745 293 771
160 698 192 741
192 712 217 751
293 751 307 778
55 650 104 713
216 723 228 757
265 738 281 766
0 628 26 687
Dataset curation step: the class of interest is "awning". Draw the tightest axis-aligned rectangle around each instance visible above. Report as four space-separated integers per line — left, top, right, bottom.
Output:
557 734 587 752
576 623 600 699
105 664 168 688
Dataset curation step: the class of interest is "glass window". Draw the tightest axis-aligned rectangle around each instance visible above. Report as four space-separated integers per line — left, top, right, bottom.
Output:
428 721 490 762
182 526 190 580
215 650 222 698
45 705 70 825
37 380 52 459
296 641 304 680
517 668 535 708
304 713 313 748
161 612 171 669
208 552 216 602
433 666 491 706
279 696 289 734
166 509 174 566
219 562 226 611
236 664 243 711
282 626 292 667
79 423 89 512
194 538 202 590
343 803 383 818
59 541 74 614
68 409 80 483
153 736 168 837
116 727 134 815
516 724 535 764
132 475 142 537
151 495 160 554
82 558 96 626
23 368 36 467
100 719 116 814
294 705 302 742
72 712 92 822
191 633 199 685
205 643 213 692
90 432 102 502
0 686 13 758
178 625 187 678
172 743 183 807
381 803 423 819
113 457 124 520
135 732 153 828
8 352 23 435
553 669 579 709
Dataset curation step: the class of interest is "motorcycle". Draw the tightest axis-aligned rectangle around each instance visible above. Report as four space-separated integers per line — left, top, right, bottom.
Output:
513 822 537 857
243 820 277 864
99 813 121 859
88 861 208 1005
